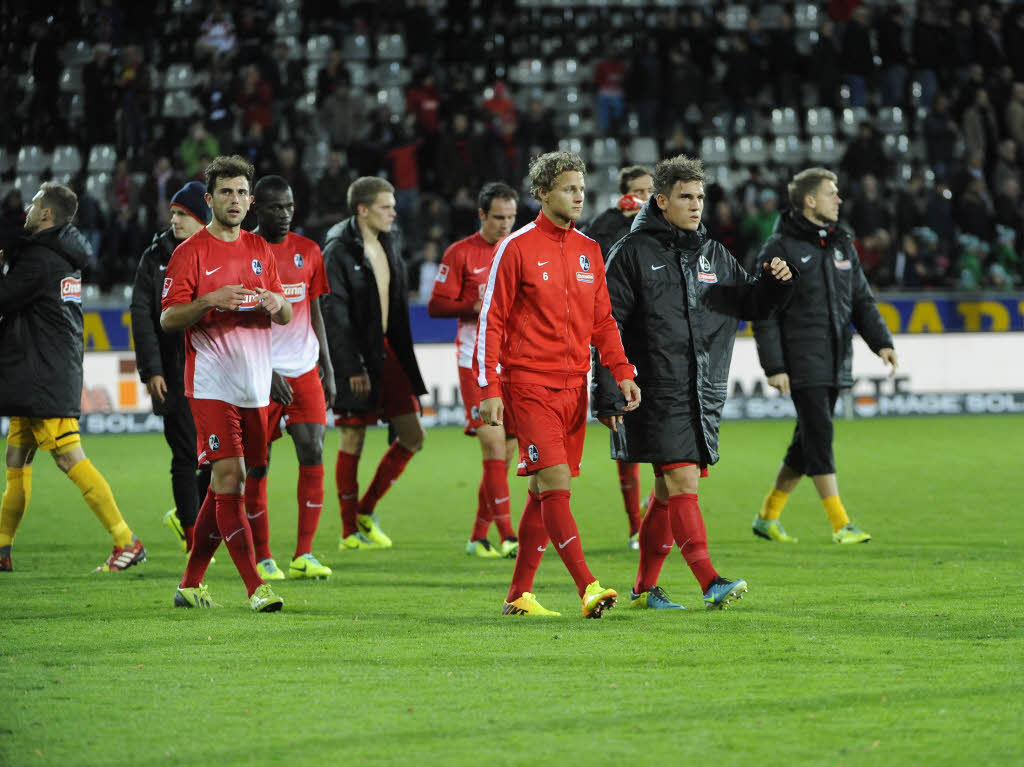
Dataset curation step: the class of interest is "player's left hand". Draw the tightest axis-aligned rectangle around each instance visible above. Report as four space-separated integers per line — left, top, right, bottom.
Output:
764 257 792 282
599 414 622 431
321 366 337 409
618 379 641 412
879 347 899 376
270 371 293 406
256 288 284 316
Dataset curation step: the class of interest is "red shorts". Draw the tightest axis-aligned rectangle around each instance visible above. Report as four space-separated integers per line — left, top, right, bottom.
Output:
189 398 269 467
505 383 586 477
652 462 709 478
335 345 420 427
458 365 485 436
267 367 328 442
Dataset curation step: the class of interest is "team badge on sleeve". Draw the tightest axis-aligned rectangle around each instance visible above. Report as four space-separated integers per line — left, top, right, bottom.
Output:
251 259 263 275
162 277 173 298
208 434 220 451
528 444 539 462
293 253 304 268
436 263 449 283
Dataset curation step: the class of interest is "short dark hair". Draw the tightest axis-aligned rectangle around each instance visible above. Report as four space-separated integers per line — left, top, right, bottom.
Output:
652 155 705 199
528 151 586 201
253 175 292 201
788 167 838 210
37 182 78 227
204 154 255 194
618 165 652 195
347 176 395 215
477 182 519 214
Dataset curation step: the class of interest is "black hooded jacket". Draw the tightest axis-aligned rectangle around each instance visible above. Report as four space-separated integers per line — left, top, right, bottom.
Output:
0 224 90 417
593 202 795 465
584 207 633 260
130 228 187 415
752 211 893 390
320 217 426 413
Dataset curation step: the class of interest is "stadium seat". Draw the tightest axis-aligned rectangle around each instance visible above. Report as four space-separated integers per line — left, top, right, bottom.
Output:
271 9 301 37
162 90 200 119
758 4 784 30
840 106 869 138
59 67 84 94
171 0 200 12
62 39 93 66
883 134 911 159
770 135 806 166
375 87 405 116
304 63 319 92
770 107 799 136
794 3 819 29
68 93 84 123
295 92 317 116
376 61 411 87
306 35 333 64
16 145 49 174
164 63 196 91
302 140 330 179
51 145 82 176
805 107 836 136
85 172 111 210
341 34 371 61
807 135 843 164
557 137 584 156
705 165 738 192
87 145 117 174
724 5 749 31
591 137 622 167
877 106 905 135
552 58 584 85
794 29 817 56
700 136 730 165
377 34 407 61
510 59 547 86
733 135 768 165
347 62 371 88
15 174 41 196
629 137 658 166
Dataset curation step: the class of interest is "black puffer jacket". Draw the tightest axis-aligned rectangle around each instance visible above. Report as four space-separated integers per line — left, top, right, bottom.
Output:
583 206 632 260
130 228 186 415
0 225 90 417
753 211 893 390
321 217 426 413
593 202 795 465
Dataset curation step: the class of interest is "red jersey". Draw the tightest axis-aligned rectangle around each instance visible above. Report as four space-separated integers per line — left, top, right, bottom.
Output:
267 231 329 378
476 211 634 399
162 228 283 408
428 231 497 369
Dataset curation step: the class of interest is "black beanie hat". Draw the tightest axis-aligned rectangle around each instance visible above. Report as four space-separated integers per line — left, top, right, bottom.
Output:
170 181 211 225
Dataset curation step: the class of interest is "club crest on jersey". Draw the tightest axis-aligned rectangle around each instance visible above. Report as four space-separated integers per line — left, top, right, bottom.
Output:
833 248 851 270
60 276 82 303
579 254 591 272
697 254 718 283
528 444 539 462
162 277 173 298
699 255 712 272
208 434 220 451
251 259 263 275
293 253 304 269
436 263 449 283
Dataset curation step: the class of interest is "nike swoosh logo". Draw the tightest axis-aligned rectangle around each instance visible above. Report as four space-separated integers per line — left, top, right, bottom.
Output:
305 502 323 508
651 264 666 271
558 536 577 549
205 267 223 275
473 266 489 274
536 546 547 552
159 265 167 271
493 496 510 505
225 528 243 541
246 511 265 520
801 255 812 263
208 532 222 540
537 261 549 266
661 544 674 549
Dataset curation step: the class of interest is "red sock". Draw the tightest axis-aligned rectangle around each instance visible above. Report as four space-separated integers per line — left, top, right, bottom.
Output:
617 460 642 535
183 525 195 553
335 450 360 538
667 493 718 592
483 459 514 539
294 464 325 558
539 489 595 597
506 492 547 602
360 442 415 516
243 472 272 561
471 478 491 541
214 492 263 597
181 488 218 588
633 497 673 594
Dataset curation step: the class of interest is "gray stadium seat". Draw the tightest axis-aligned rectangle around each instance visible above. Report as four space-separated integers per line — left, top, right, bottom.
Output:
375 87 405 116
700 136 730 165
591 137 622 167
771 135 806 166
164 63 196 91
770 107 799 136
629 137 658 166
807 135 843 164
509 59 547 87
376 34 407 61
16 146 50 174
557 138 584 156
347 62 371 88
306 35 333 64
840 107 869 138
883 134 911 159
376 62 411 88
794 3 819 29
51 145 82 176
733 135 768 165
724 5 749 31
552 58 584 86
341 34 371 61
87 145 117 173
877 106 905 135
62 40 93 66
162 90 200 119
15 174 41 197
272 9 301 37
60 67 83 93
85 172 111 211
805 107 836 136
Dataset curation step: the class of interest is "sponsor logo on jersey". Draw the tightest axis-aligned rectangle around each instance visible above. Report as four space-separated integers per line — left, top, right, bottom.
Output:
162 277 173 298
697 271 718 283
436 263 449 283
293 252 304 269
60 276 82 303
237 292 262 311
579 254 591 272
833 248 851 270
208 434 220 451
576 272 594 283
528 444 539 462
282 282 306 302
251 259 263 275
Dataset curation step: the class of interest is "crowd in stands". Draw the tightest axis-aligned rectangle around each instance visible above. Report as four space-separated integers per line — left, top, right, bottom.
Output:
3 0 1024 298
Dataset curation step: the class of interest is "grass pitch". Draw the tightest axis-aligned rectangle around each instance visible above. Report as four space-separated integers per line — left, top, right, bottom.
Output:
2 415 1022 766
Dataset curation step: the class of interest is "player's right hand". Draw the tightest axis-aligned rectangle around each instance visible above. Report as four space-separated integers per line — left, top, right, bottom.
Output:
207 284 256 311
767 372 791 394
146 375 167 405
349 373 371 398
270 371 293 406
479 397 503 426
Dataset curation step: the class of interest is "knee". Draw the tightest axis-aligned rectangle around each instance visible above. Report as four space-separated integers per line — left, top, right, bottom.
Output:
398 426 425 454
295 442 323 466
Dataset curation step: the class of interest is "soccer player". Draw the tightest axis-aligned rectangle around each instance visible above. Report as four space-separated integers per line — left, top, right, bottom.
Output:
427 182 519 559
130 181 212 554
584 165 653 550
242 175 335 580
477 151 641 618
0 182 146 572
593 154 794 610
752 167 897 544
321 177 427 550
161 155 292 612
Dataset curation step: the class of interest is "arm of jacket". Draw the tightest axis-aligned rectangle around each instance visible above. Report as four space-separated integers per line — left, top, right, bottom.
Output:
319 241 367 380
475 237 520 400
848 249 894 352
751 238 790 377
129 252 163 382
0 248 47 315
591 250 636 385
590 240 637 416
715 241 798 321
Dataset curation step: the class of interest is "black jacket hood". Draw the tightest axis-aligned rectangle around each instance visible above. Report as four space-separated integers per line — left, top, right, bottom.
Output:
19 224 91 271
630 200 709 250
776 209 851 248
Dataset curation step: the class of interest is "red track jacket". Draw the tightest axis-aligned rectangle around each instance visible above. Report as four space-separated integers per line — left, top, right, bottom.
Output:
475 210 635 399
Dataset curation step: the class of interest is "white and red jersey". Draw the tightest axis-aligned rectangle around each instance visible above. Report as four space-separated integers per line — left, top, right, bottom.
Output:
476 211 635 399
266 231 328 378
427 231 497 369
162 228 283 408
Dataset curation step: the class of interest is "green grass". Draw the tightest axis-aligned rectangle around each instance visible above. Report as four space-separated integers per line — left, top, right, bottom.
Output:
3 415 1023 766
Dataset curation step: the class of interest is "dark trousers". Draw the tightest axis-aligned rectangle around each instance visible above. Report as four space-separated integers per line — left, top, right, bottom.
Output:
783 387 839 476
162 398 209 528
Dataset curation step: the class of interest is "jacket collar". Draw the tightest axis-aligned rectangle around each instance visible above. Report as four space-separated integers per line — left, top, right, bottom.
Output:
534 210 576 242
631 200 708 251
778 209 848 248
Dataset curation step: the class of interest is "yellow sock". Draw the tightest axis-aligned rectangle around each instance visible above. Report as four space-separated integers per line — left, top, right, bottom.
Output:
67 459 134 546
822 496 850 532
0 466 33 547
758 488 789 521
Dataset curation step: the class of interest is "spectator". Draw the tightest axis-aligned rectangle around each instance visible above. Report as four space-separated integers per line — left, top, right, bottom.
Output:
236 63 274 137
912 6 943 110
517 98 557 158
308 149 353 237
841 123 888 185
739 188 780 271
406 70 441 134
846 174 891 240
957 177 995 241
876 4 909 107
924 94 960 180
195 2 237 61
179 121 220 180
139 156 183 235
1005 82 1024 149
272 146 311 230
481 81 515 127
319 72 364 151
962 89 999 165
841 7 874 107
198 61 235 147
116 44 149 159
811 20 844 112
994 176 1022 233
0 190 26 254
83 42 117 145
415 239 441 304
992 139 1020 192
594 46 627 135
